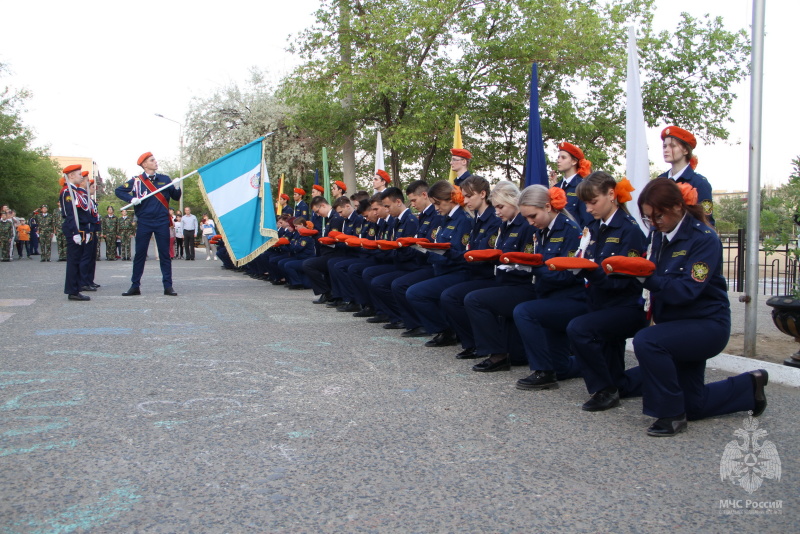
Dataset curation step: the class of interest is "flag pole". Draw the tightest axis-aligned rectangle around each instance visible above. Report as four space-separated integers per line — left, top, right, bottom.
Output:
120 170 198 210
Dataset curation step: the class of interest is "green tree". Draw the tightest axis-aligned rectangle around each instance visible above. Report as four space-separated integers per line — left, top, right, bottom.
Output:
0 64 61 216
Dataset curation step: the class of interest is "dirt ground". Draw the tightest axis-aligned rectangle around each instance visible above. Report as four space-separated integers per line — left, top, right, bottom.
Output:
725 331 800 365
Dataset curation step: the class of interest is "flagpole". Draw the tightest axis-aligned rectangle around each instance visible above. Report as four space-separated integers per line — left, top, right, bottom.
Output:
120 170 198 210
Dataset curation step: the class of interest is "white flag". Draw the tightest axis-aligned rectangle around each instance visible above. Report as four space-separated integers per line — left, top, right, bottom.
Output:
626 25 650 234
375 131 385 173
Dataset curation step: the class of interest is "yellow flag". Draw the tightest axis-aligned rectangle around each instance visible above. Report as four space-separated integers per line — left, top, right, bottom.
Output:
448 115 463 183
275 173 285 216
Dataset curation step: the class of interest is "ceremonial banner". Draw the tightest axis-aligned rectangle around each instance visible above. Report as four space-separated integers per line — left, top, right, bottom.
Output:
448 115 463 183
375 131 385 173
524 63 548 187
626 26 650 233
198 137 278 266
275 173 285 216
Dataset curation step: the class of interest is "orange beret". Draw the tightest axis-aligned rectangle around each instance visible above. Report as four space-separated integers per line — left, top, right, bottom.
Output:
81 171 89 177
137 152 153 166
209 236 221 244
313 184 325 193
62 164 82 175
545 257 599 271
464 249 503 262
275 237 290 246
602 256 656 277
333 233 351 242
327 230 343 238
557 142 584 161
297 227 318 237
419 242 451 250
376 240 401 250
376 169 391 183
397 237 430 247
293 187 306 196
661 126 696 149
500 252 544 266
345 237 363 247
334 180 347 192
318 237 336 245
280 193 290 201
361 240 379 250
450 148 472 160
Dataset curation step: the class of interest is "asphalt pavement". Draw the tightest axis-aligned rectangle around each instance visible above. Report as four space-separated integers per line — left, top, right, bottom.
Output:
1 245 797 533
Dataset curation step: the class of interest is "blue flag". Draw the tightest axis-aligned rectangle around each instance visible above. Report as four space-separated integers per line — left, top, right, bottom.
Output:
524 63 548 187
198 137 278 266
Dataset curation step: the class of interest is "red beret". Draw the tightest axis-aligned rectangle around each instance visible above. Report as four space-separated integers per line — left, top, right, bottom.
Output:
464 249 502 262
376 169 391 183
327 230 343 238
661 126 697 149
345 237 363 247
81 171 89 177
313 184 325 193
334 180 347 192
137 152 153 166
62 164 82 174
397 237 429 247
280 193 290 201
450 148 472 160
361 240 379 250
376 240 401 250
500 252 544 266
293 187 306 196
318 237 336 245
297 227 318 237
602 256 656 277
275 237 290 246
545 257 599 271
557 142 584 161
419 242 451 250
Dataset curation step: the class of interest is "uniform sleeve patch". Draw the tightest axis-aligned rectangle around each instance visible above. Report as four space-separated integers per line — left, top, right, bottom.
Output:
691 262 710 282
488 234 498 247
605 237 620 243
524 242 536 253
627 249 641 257
672 250 687 258
461 233 470 246
701 199 713 215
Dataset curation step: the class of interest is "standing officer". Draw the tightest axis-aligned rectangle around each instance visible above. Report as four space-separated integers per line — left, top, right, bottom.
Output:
450 149 473 186
34 204 56 261
115 152 182 296
101 206 119 260
0 208 13 262
53 197 67 261
79 178 101 292
373 170 390 193
60 164 92 301
293 188 309 219
118 208 135 260
554 142 593 228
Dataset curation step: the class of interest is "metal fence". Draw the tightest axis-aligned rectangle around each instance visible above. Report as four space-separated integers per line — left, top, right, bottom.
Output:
720 230 799 296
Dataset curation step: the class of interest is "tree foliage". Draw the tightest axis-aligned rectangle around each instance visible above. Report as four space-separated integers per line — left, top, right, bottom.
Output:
279 0 749 186
0 64 61 216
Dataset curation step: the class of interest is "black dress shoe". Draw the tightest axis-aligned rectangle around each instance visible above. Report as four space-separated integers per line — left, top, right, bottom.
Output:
353 306 375 318
455 347 480 359
367 314 390 324
164 287 178 296
287 284 306 290
337 302 361 312
90 283 101 288
325 298 344 308
401 326 429 338
313 293 331 304
582 388 621 412
472 356 510 372
647 414 688 437
516 370 559 390
383 321 405 330
271 280 286 285
80 286 97 292
68 293 90 301
750 369 769 417
424 330 458 347
122 287 141 296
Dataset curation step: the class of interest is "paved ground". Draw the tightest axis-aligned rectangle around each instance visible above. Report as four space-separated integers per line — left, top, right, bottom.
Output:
1 246 798 533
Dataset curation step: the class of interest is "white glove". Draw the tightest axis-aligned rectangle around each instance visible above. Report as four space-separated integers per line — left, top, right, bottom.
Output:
86 233 92 243
131 197 142 206
173 181 181 190
73 234 82 245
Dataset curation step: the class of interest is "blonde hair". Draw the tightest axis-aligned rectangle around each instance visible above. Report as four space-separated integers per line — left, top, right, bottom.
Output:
489 180 520 208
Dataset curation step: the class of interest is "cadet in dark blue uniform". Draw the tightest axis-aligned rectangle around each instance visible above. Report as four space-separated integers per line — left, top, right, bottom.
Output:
450 148 473 186
561 172 647 410
273 217 316 284
79 176 101 292
115 152 182 296
554 142 593 229
631 178 766 436
293 188 309 220
404 180 486 345
278 193 293 216
310 185 326 233
658 125 715 226
300 196 347 302
59 165 92 301
320 197 365 307
440 180 529 358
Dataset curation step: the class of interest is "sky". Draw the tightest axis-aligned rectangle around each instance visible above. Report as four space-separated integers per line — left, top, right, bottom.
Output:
1 0 796 192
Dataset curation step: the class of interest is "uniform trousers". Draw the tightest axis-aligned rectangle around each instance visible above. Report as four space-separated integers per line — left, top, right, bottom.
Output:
79 233 98 287
440 278 498 349
405 270 471 334
267 253 290 281
346 259 381 306
633 317 754 420
283 258 312 288
64 238 84 295
513 293 587 376
568 306 647 397
131 223 172 289
363 265 413 322
464 284 537 364
303 251 345 295
389 267 436 328
330 257 370 303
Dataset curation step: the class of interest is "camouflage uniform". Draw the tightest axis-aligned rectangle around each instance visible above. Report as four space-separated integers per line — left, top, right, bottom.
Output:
101 215 119 260
0 217 13 261
33 211 57 261
117 215 136 260
52 209 67 261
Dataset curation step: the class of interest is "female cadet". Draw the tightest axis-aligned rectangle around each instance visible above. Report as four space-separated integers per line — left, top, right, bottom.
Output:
559 172 647 410
465 185 580 373
659 126 715 226
439 180 529 358
402 176 500 339
509 186 586 383
554 142 593 228
630 178 767 436
401 181 475 347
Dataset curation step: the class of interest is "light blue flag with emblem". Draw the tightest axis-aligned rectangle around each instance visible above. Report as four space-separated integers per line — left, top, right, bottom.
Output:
198 137 278 266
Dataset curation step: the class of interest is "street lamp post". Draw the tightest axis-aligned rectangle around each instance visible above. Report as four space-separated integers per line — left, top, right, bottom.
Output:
154 113 184 213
